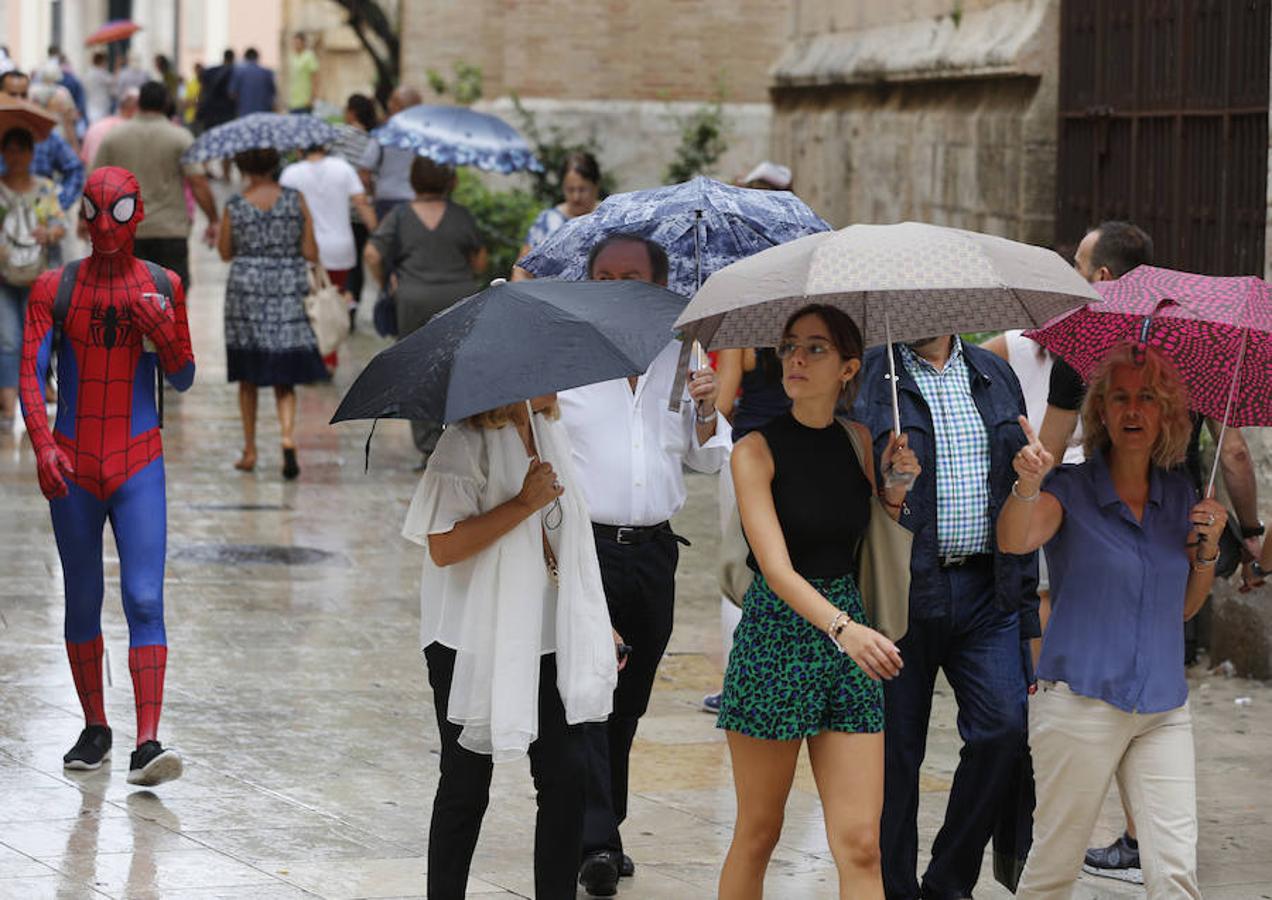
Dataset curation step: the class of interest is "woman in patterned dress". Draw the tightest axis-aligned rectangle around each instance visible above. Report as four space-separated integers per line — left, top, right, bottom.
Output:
718 304 919 900
218 147 324 479
511 151 601 279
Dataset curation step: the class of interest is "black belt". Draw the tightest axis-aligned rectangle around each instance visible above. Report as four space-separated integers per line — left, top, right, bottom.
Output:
592 521 690 546
938 553 993 568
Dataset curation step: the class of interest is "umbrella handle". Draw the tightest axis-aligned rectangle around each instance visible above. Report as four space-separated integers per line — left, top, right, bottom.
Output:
882 309 916 491
1204 327 1250 499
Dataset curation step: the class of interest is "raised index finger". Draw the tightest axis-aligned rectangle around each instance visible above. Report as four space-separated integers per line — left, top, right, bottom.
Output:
1017 415 1039 447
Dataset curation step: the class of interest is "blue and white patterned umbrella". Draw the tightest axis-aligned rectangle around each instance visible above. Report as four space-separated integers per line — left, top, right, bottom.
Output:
374 104 542 174
517 176 831 298
182 113 340 164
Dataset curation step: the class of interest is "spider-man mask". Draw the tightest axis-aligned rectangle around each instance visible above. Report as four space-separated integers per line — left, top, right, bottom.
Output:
81 167 145 255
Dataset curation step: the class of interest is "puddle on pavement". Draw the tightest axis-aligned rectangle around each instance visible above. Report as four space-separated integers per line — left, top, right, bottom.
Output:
171 543 347 566
185 503 292 511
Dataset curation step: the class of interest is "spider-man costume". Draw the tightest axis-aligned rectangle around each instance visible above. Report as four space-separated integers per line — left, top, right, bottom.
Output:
19 167 194 780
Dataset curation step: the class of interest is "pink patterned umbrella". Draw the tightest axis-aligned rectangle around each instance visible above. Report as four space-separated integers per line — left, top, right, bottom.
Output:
1025 265 1272 430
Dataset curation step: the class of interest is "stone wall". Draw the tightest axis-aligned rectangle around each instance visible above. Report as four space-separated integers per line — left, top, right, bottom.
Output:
399 1 789 191
769 0 1058 239
400 1 788 105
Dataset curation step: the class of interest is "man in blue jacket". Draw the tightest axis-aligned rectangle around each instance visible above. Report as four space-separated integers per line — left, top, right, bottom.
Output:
854 334 1037 900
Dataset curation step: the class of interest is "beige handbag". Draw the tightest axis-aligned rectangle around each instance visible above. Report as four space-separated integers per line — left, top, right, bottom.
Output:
718 503 754 608
840 419 912 642
303 265 348 357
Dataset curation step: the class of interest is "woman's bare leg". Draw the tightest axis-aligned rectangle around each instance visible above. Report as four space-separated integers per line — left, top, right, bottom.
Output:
273 385 296 449
719 731 802 900
808 730 886 900
236 382 257 470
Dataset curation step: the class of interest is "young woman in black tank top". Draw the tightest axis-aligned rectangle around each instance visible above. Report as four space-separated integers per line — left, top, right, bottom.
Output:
717 305 920 900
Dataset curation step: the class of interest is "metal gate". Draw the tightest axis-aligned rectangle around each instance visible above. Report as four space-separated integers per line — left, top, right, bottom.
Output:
1057 0 1271 275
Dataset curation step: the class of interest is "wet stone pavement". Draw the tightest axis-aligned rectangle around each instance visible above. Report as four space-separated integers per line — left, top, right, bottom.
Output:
1 240 1270 899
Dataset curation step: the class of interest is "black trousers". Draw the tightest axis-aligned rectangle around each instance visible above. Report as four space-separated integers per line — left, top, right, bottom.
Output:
133 237 191 292
346 221 370 307
581 531 679 856
424 643 586 900
880 561 1030 900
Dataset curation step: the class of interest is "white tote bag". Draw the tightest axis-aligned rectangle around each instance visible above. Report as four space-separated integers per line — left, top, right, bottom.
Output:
303 265 348 356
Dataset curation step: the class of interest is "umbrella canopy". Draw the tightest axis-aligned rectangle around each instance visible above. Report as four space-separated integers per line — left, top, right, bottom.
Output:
676 221 1100 349
375 104 541 174
85 20 142 45
331 279 687 425
1025 265 1272 428
0 95 59 142
517 176 831 298
182 113 339 164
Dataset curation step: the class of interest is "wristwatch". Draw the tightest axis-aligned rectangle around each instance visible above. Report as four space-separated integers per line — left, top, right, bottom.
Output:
1240 520 1265 539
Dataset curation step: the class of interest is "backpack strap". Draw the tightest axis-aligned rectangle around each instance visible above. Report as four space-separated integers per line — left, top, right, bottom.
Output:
52 259 83 328
141 260 174 304
139 261 175 430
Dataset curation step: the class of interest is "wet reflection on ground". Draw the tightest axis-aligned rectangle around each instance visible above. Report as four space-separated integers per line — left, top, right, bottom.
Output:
0 240 1268 898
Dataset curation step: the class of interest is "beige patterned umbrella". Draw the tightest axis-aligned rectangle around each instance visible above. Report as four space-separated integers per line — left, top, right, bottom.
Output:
674 221 1099 435
677 221 1099 350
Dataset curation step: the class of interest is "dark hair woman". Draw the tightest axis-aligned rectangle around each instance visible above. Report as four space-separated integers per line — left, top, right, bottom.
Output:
363 156 487 466
218 147 323 479
512 151 602 279
718 304 919 899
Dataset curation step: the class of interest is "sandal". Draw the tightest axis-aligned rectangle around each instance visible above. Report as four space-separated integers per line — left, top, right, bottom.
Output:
234 451 256 472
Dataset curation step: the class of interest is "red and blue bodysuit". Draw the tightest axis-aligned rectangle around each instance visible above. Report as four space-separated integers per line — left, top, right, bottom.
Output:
19 167 194 783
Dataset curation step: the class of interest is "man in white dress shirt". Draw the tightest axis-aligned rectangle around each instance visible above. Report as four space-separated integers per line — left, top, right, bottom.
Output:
563 234 731 896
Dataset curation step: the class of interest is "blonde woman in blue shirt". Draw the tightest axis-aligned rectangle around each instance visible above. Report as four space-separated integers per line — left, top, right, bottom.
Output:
998 343 1227 899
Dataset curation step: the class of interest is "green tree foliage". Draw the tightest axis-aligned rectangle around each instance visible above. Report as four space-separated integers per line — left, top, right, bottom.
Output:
665 101 728 184
452 169 541 284
510 95 615 207
426 61 485 106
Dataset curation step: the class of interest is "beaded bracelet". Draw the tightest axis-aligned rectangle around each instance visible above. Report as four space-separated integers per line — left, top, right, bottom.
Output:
826 611 850 653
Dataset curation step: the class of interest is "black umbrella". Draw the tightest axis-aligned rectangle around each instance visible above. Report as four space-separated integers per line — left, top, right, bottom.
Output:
330 279 688 425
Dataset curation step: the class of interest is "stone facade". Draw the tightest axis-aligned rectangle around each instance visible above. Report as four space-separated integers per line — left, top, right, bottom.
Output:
770 0 1059 239
399 1 791 190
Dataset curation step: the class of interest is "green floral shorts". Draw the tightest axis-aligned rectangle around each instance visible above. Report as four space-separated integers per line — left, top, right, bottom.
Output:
717 572 884 741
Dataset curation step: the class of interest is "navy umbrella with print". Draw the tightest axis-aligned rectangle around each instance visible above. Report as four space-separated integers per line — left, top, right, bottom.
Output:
330 279 687 427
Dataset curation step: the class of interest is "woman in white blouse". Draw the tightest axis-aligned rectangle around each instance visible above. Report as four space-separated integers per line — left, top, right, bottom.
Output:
402 393 621 900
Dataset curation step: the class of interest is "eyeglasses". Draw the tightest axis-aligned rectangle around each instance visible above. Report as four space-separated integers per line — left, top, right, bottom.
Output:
775 340 835 360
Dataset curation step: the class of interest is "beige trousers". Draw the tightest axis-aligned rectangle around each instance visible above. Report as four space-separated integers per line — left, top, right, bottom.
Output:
1017 681 1200 900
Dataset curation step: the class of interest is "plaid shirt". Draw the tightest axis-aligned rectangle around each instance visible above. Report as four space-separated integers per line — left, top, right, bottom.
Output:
900 337 992 556
0 132 86 211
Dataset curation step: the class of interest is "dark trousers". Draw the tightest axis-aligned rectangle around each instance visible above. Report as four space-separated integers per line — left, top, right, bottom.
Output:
133 237 191 291
881 559 1030 900
424 643 586 900
346 221 370 307
581 530 678 856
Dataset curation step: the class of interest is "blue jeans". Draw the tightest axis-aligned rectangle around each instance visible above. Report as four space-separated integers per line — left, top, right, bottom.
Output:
0 282 29 389
881 558 1031 900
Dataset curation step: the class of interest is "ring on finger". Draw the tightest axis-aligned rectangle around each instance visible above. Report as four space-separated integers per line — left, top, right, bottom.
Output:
1206 513 1215 526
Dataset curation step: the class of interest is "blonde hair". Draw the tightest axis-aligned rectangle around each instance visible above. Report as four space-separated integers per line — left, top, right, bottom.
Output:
1081 342 1191 468
464 400 560 431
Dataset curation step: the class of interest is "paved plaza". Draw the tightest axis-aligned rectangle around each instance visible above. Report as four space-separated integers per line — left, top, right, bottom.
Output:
0 241 1270 899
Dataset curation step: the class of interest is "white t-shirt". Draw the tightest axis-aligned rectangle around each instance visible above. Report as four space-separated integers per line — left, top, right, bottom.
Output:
279 155 364 270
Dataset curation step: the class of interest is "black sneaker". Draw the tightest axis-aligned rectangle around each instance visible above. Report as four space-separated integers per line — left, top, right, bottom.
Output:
127 741 183 786
1083 831 1143 885
63 725 112 770
578 850 619 897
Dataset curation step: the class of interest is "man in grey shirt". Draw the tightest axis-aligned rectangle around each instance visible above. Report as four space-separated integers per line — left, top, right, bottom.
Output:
358 86 420 220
